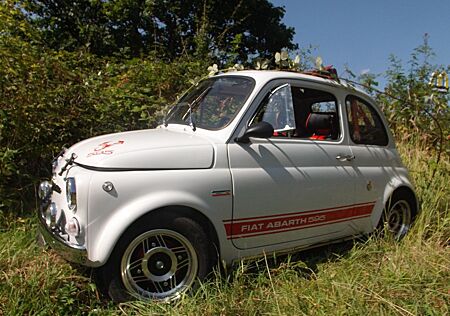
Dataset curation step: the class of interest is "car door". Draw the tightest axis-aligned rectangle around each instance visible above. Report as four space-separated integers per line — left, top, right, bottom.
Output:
345 95 394 232
226 81 368 250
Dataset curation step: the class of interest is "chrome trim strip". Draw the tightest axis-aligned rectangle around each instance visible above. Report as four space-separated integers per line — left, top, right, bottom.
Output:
73 161 211 172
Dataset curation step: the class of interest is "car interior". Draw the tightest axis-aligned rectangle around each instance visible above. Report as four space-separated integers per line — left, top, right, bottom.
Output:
255 85 340 140
292 87 339 140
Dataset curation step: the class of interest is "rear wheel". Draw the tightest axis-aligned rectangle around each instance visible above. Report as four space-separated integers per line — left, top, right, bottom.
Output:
96 214 215 302
382 191 416 240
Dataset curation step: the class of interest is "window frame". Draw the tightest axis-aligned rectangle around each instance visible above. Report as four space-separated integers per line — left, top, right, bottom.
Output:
345 95 389 147
248 80 342 142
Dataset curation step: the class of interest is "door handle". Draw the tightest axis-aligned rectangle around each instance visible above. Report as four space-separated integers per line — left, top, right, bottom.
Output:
336 154 355 162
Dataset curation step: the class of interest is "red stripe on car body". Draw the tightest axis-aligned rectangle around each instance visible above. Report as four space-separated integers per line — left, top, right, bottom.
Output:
222 201 376 223
224 202 375 239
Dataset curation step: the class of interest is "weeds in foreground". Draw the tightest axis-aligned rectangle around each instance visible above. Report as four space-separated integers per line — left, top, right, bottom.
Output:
0 141 448 315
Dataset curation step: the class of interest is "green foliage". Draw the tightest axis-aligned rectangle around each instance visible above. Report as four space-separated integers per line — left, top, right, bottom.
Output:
0 1 206 217
22 0 297 62
355 35 450 152
88 55 206 131
381 50 449 146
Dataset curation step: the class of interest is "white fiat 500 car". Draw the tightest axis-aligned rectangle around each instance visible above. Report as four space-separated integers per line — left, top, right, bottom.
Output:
38 70 418 301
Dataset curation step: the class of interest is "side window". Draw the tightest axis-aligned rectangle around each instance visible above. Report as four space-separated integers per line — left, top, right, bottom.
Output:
345 96 388 146
253 84 296 133
292 87 339 140
253 84 340 140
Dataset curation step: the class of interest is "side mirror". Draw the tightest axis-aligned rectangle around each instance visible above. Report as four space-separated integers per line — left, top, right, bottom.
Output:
235 121 274 143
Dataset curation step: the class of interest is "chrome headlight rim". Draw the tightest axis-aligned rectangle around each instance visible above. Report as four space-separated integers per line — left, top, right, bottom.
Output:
66 177 77 212
38 181 52 200
45 202 57 227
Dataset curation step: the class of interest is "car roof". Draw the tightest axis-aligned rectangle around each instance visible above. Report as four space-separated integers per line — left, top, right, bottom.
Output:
215 70 370 98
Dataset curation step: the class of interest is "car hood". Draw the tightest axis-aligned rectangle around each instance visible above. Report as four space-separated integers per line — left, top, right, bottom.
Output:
67 128 215 170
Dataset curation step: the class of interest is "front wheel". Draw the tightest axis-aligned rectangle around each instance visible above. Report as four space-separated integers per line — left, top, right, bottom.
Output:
96 215 215 302
121 229 198 300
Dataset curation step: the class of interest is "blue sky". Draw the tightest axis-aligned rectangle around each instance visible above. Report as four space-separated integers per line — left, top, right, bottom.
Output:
271 0 450 82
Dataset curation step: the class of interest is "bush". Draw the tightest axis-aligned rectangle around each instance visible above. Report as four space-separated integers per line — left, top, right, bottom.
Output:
0 2 207 218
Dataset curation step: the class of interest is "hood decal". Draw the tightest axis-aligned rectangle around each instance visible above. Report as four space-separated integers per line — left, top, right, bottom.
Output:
87 140 125 157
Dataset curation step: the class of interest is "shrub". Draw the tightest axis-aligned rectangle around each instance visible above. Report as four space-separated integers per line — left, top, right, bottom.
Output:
0 2 207 218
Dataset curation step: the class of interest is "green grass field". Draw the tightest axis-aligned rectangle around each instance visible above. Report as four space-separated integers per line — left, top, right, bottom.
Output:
1 141 448 315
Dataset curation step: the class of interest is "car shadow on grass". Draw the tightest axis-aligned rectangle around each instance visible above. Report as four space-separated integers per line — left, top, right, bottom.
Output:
226 237 368 282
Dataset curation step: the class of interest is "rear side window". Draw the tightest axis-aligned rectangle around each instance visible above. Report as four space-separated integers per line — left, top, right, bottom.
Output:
345 96 388 146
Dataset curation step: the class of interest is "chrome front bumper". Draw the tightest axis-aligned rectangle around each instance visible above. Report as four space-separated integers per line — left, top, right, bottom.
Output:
37 203 92 266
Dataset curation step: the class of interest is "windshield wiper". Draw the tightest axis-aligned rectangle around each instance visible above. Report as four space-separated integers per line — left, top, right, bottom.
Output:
187 86 212 131
187 87 210 131
188 101 196 131
163 86 211 131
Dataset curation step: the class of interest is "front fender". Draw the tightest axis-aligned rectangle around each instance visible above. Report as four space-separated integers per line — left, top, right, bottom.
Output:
88 191 214 266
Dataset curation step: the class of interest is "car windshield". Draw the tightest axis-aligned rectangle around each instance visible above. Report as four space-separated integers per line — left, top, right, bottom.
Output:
165 76 255 130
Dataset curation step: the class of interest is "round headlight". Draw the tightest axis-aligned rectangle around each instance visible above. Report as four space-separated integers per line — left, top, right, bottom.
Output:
38 181 52 200
66 177 77 211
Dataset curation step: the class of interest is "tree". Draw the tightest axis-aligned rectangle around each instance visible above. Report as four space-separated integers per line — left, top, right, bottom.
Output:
22 0 297 62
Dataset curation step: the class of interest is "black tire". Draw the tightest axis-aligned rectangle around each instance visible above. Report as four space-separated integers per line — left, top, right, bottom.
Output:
95 212 215 302
380 190 416 240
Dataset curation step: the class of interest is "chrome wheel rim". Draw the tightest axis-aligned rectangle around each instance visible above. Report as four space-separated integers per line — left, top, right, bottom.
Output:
121 229 198 300
387 200 412 239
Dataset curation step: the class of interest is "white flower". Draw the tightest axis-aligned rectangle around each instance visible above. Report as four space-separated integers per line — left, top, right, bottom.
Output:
275 52 281 64
256 60 269 70
315 56 323 70
207 64 219 76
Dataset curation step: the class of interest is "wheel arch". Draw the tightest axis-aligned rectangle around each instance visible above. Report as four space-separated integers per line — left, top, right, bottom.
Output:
378 184 419 227
135 205 221 261
95 205 220 301
388 186 419 217
370 179 418 229
91 202 221 267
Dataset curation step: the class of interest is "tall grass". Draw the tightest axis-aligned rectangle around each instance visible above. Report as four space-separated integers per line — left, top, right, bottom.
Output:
0 140 448 315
